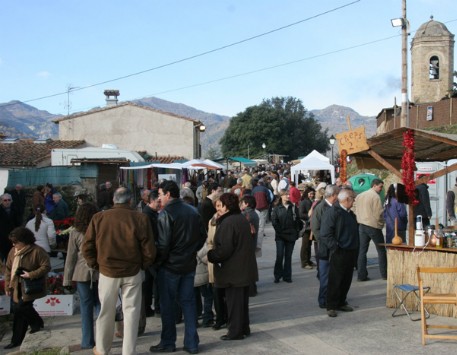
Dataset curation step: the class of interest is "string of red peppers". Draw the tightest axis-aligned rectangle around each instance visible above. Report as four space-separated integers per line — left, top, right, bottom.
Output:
401 129 418 205
339 149 347 183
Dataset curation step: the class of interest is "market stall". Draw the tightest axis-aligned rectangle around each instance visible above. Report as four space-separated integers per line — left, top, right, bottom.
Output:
350 127 457 315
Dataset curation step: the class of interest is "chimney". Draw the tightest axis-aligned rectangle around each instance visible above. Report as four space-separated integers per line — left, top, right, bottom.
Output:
104 90 120 106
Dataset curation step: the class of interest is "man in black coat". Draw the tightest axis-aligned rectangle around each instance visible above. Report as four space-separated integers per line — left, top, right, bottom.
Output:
413 175 432 227
10 184 26 224
320 188 359 318
150 180 206 354
142 189 161 317
199 182 220 231
0 193 21 261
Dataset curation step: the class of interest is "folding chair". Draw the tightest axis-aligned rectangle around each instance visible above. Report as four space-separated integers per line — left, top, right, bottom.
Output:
392 283 430 321
417 266 457 345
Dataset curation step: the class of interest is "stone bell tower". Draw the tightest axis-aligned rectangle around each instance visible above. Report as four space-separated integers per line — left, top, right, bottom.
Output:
411 16 454 104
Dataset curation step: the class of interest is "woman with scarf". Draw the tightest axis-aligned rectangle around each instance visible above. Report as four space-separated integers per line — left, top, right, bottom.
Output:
4 227 51 349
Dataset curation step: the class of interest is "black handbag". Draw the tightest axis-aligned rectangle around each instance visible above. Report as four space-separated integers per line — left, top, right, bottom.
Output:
22 276 45 295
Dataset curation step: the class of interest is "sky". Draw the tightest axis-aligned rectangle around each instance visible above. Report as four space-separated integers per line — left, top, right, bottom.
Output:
1 0 457 118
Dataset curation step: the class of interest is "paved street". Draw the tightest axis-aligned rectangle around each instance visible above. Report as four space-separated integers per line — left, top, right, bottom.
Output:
2 222 457 354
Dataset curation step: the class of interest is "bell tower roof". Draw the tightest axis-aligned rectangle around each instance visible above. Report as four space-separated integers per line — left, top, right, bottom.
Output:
413 16 453 40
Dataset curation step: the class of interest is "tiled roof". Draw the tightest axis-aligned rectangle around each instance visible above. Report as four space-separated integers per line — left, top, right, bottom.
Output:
0 139 85 167
146 156 186 164
53 102 200 124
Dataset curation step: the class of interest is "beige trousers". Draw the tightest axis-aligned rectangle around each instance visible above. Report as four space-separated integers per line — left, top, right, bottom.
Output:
96 271 143 355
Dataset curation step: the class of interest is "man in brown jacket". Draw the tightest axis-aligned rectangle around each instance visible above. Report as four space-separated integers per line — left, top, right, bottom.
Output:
83 187 156 355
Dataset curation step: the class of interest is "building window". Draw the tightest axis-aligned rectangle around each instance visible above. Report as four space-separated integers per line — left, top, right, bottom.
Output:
429 56 439 79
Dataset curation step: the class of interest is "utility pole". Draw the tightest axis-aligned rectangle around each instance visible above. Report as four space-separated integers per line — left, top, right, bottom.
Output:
400 0 409 127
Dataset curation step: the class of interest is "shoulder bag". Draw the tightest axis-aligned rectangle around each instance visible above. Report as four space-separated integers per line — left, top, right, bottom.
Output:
22 276 45 295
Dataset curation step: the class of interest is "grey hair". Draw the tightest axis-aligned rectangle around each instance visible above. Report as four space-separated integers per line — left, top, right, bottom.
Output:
53 192 62 199
338 188 354 202
1 193 12 201
113 187 132 204
324 185 340 198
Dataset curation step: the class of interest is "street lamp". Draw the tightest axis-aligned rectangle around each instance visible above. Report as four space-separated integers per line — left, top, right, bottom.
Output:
329 135 336 165
391 0 409 127
262 143 266 161
193 122 206 159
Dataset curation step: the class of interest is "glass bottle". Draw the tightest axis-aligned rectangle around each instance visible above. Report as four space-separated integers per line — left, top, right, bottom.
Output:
435 228 444 249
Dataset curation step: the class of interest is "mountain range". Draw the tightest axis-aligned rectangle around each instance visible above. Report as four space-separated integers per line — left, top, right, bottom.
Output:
0 98 377 155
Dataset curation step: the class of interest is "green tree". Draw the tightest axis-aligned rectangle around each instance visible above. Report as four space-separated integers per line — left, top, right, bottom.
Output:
205 146 220 160
220 97 329 160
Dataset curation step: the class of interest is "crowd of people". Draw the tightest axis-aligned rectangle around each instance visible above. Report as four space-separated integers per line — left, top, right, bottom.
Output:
0 166 441 352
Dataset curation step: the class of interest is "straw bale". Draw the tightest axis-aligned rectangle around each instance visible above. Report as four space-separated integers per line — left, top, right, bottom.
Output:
386 249 457 317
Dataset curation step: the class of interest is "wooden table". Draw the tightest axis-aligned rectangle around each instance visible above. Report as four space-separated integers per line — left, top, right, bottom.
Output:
385 244 457 317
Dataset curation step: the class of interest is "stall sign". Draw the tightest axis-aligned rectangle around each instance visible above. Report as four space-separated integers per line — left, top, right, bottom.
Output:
336 126 369 155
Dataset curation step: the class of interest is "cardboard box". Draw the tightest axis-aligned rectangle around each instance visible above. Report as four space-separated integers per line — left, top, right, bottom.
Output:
33 294 79 316
0 295 11 315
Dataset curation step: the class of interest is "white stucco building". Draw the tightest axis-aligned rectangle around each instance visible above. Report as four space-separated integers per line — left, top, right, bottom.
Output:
55 98 205 160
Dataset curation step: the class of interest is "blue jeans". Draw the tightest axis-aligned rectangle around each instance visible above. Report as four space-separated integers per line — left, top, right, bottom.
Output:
318 259 330 307
274 239 295 281
77 281 100 349
158 268 199 351
357 224 387 280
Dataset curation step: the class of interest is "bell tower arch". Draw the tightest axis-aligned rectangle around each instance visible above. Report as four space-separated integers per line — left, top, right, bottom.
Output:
411 17 454 104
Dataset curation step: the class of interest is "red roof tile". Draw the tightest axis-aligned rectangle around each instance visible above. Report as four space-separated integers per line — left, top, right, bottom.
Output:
0 139 85 167
146 156 186 164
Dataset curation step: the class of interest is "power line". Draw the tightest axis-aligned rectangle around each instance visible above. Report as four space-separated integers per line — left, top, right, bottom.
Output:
147 34 401 97
0 0 361 109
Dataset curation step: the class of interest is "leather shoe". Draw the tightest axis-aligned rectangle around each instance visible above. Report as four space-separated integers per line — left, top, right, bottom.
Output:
283 279 292 283
4 343 19 349
146 308 155 317
357 277 370 282
212 322 226 330
30 322 44 333
220 334 245 341
202 320 214 328
274 278 280 283
327 309 337 317
183 347 198 354
338 305 353 312
149 344 176 353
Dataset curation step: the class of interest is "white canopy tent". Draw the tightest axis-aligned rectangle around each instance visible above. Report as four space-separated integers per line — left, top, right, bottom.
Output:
203 159 225 169
303 149 330 163
290 155 335 185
